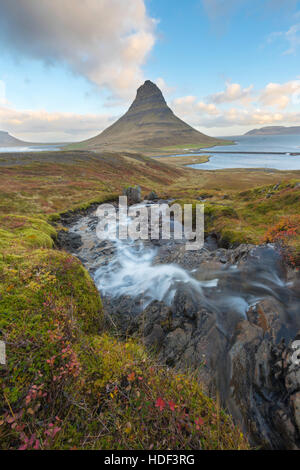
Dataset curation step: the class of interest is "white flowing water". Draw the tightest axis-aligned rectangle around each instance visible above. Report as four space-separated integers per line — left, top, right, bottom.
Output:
89 203 297 322
94 241 218 308
93 204 218 308
67 201 300 340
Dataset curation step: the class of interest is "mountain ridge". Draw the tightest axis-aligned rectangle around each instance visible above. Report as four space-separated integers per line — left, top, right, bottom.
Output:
245 126 300 136
0 130 29 147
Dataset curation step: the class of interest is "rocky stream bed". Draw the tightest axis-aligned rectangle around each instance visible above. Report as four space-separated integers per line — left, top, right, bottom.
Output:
57 199 300 449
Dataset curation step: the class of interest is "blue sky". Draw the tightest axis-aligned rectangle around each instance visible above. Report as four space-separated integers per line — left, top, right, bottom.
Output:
0 0 299 141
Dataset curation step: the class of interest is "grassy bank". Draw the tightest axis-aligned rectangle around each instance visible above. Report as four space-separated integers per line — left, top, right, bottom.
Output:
173 180 300 265
0 150 250 449
0 221 248 449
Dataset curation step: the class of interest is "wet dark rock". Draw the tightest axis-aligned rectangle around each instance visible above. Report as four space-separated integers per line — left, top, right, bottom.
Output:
56 230 82 251
229 321 300 449
147 190 158 201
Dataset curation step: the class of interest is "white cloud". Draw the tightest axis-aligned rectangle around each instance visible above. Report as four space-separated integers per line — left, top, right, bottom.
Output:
173 95 219 114
208 82 254 105
259 80 300 108
156 77 175 96
0 105 115 142
172 96 219 126
0 81 7 106
0 0 157 99
284 23 300 54
197 102 219 114
193 107 300 130
268 23 300 54
173 95 197 107
170 78 300 135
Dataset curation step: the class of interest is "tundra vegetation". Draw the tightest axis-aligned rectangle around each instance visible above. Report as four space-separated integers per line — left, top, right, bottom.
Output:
0 149 299 449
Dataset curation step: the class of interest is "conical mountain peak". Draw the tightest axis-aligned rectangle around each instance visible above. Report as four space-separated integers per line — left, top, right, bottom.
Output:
82 80 224 153
128 80 167 112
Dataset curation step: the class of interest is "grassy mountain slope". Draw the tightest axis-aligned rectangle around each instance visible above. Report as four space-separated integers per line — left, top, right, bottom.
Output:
73 81 229 154
0 130 29 147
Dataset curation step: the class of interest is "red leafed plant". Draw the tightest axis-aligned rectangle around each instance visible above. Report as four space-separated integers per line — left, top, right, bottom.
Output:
155 397 166 412
262 215 300 267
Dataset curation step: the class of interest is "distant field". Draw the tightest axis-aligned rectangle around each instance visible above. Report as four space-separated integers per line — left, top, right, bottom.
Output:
156 154 210 166
64 139 234 156
159 140 234 153
0 150 299 214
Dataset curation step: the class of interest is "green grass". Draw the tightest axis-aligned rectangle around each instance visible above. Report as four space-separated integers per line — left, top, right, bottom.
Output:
160 140 234 151
174 180 300 263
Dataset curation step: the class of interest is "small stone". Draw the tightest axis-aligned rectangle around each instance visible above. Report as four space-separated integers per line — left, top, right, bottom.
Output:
122 186 141 204
147 190 158 201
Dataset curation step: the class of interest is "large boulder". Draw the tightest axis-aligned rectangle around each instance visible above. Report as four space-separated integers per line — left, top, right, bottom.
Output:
122 185 141 204
229 319 300 449
147 190 158 201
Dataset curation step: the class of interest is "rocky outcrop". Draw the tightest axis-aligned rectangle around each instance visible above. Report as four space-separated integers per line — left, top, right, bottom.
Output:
102 245 300 449
146 190 158 201
229 318 300 449
56 230 82 251
128 295 300 449
122 186 142 204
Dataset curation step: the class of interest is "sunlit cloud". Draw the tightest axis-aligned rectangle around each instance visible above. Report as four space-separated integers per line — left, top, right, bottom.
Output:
208 82 254 105
171 78 300 134
258 80 300 108
0 81 7 106
0 0 157 100
172 96 219 118
0 105 116 142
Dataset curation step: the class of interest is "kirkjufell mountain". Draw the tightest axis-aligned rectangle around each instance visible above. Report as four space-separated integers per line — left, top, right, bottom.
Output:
80 80 225 152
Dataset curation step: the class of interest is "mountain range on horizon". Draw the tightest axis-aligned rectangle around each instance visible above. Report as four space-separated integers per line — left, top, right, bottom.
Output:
78 80 226 153
245 126 300 136
0 130 30 147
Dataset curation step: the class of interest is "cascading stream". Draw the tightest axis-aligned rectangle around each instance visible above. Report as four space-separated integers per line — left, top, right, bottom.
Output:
63 200 300 448
68 201 300 339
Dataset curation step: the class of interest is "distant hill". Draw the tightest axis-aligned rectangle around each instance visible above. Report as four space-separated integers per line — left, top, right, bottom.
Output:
0 130 29 147
78 80 227 153
245 126 300 136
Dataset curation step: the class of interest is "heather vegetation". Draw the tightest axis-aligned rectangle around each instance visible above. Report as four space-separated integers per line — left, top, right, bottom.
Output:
174 180 300 266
